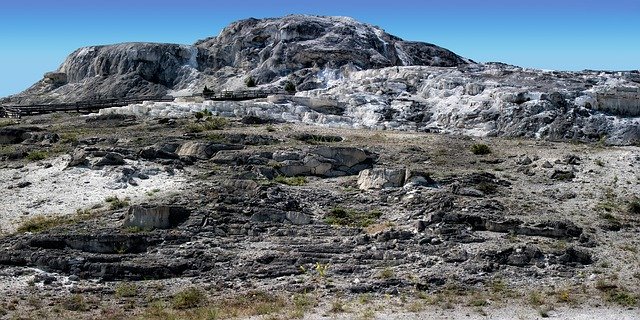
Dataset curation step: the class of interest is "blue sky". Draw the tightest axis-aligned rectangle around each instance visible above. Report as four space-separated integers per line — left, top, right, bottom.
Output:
1 0 638 97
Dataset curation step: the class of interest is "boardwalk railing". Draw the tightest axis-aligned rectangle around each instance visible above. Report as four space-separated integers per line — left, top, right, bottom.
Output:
1 89 284 118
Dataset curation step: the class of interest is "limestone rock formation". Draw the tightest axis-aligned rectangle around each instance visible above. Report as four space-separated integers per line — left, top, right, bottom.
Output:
7 15 467 104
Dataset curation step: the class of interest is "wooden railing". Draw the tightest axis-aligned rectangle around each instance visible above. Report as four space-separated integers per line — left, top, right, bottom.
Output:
1 89 284 118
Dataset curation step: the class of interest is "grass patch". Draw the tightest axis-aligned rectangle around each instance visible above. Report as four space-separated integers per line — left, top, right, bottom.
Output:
0 119 17 127
59 132 79 144
25 150 48 161
273 175 307 186
17 210 95 233
324 207 382 228
470 143 491 155
212 291 287 318
172 287 206 309
186 117 230 133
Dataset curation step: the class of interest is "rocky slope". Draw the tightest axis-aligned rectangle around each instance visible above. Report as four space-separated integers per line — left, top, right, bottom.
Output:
0 113 638 319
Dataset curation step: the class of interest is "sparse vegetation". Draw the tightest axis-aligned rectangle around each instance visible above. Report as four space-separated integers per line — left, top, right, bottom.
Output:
273 175 307 186
378 267 395 279
17 210 94 233
329 299 346 313
62 294 89 311
25 150 48 161
105 195 130 210
186 116 229 132
315 262 329 278
324 207 383 228
470 143 491 155
115 283 139 298
172 287 206 309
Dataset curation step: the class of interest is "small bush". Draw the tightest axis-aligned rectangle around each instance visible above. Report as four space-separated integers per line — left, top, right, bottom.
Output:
62 294 89 311
185 123 204 133
115 283 139 298
284 81 296 93
26 151 48 161
194 111 205 120
203 117 229 130
105 196 129 210
324 207 382 228
172 287 205 309
245 76 256 87
274 176 307 186
470 144 491 155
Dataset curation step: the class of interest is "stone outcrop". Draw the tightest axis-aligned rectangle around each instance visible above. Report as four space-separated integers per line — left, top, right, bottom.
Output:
124 205 190 230
357 168 406 190
277 146 376 177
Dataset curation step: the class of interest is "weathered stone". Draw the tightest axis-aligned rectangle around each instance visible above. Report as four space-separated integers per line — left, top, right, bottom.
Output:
93 152 125 167
357 168 406 190
124 205 190 230
175 141 215 160
67 149 88 167
549 170 575 180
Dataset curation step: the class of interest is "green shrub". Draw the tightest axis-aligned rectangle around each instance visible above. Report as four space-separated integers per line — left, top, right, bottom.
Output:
245 76 256 87
172 287 205 309
105 196 129 210
470 144 491 155
194 111 204 120
324 207 382 228
26 151 48 161
115 283 139 298
284 81 296 93
202 117 229 130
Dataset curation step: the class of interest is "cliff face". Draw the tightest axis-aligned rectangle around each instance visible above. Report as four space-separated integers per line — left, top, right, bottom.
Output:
8 15 467 104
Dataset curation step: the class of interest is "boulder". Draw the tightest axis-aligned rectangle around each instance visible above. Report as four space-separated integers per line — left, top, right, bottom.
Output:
67 149 88 167
124 205 190 230
176 141 215 160
357 168 406 190
92 152 125 167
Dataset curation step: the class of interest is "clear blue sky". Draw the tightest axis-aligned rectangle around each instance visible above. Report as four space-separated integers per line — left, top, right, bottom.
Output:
1 0 638 97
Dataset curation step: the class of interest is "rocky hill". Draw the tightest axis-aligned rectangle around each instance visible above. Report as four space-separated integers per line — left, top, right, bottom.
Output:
0 15 639 320
4 15 638 146
7 15 468 104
